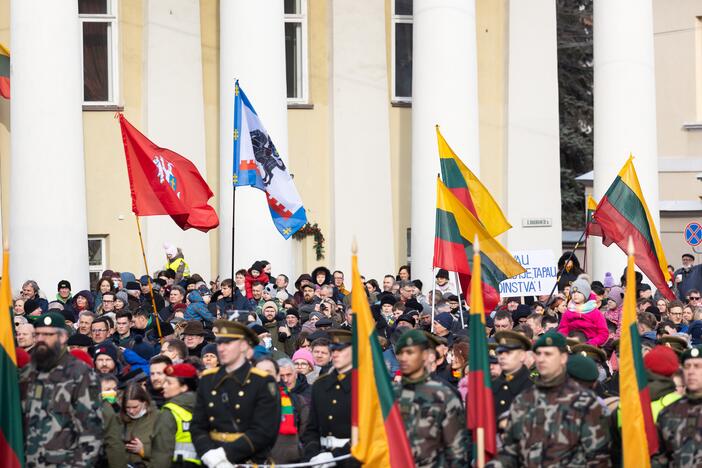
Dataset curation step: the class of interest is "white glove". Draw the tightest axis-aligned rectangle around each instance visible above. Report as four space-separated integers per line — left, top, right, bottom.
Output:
202 448 230 468
310 451 336 468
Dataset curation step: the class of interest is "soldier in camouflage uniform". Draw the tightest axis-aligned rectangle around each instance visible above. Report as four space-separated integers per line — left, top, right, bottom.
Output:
20 312 103 467
487 331 611 467
652 345 702 467
393 329 468 467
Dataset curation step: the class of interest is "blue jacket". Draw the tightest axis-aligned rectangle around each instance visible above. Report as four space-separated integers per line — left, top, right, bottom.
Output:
185 291 215 323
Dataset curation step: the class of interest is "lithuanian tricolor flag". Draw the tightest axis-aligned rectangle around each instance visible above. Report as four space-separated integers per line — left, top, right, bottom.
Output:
467 238 496 465
591 156 674 300
351 246 414 467
585 194 602 237
437 126 511 237
434 177 525 310
619 239 657 465
0 44 9 100
0 248 23 468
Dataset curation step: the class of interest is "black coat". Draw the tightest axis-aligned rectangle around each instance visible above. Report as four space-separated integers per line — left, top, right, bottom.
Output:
492 365 533 423
191 361 281 463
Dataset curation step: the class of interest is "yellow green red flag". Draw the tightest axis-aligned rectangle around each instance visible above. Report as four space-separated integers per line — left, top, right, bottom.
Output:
351 246 414 467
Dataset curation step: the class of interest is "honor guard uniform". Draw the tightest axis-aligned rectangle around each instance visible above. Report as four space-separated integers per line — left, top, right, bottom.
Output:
492 330 533 429
301 329 359 467
191 320 280 466
571 343 610 397
658 335 688 357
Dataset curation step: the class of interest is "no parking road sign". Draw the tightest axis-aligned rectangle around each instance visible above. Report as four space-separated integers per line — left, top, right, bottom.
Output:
685 222 702 247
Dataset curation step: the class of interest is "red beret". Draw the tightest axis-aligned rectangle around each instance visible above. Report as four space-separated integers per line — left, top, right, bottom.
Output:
15 347 30 368
70 349 95 368
644 345 679 377
165 363 197 379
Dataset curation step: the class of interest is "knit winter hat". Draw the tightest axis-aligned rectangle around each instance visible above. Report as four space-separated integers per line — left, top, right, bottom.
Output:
606 286 624 308
570 276 591 299
292 348 315 368
644 345 679 377
434 312 454 330
603 272 614 288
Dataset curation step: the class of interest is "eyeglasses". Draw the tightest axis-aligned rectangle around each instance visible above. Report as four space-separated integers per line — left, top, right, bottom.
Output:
689 296 701 300
92 328 108 333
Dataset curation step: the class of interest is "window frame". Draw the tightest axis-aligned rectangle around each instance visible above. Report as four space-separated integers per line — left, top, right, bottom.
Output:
391 1 413 103
284 0 309 105
79 0 120 106
88 235 108 284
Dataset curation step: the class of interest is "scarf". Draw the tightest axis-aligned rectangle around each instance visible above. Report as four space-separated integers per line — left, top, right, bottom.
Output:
279 385 297 435
567 299 597 314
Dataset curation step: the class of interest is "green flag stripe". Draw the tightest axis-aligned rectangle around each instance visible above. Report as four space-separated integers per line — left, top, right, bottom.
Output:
0 54 8 78
0 345 24 465
469 313 492 386
435 209 509 288
603 176 656 250
369 330 396 418
628 323 649 389
439 158 469 189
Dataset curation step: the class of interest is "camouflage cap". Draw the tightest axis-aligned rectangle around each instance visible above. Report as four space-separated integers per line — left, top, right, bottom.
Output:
494 330 532 352
533 330 568 352
681 345 702 364
213 319 259 346
395 329 429 353
658 335 688 356
571 344 607 365
566 354 599 383
34 312 67 329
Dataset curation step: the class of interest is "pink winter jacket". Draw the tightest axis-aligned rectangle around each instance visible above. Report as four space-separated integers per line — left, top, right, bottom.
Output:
557 301 609 346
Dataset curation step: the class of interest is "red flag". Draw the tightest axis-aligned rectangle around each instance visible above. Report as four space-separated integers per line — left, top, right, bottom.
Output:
118 114 219 232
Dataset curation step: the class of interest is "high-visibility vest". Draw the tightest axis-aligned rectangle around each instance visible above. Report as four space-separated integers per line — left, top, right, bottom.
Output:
650 391 682 422
166 257 191 278
163 402 201 465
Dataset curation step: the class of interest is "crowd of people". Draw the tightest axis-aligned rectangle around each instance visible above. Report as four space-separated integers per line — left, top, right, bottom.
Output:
11 245 702 467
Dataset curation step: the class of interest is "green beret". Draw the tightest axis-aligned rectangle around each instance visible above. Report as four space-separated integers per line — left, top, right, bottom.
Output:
34 312 67 329
395 329 429 353
681 345 702 364
533 330 568 352
567 354 599 383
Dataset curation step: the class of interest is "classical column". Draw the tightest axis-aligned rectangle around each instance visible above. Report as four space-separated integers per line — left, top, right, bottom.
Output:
10 0 90 290
411 0 480 291
219 0 292 278
505 0 562 254
329 0 396 280
593 0 659 282
142 0 211 277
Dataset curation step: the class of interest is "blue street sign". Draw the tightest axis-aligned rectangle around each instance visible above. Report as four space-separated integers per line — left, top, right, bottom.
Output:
684 222 702 247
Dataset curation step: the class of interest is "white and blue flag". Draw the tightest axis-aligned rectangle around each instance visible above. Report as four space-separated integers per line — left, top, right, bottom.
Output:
233 80 307 239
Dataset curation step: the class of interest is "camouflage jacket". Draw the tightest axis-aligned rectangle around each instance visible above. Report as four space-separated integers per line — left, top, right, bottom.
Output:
487 373 610 468
20 350 103 468
393 372 468 467
652 393 702 468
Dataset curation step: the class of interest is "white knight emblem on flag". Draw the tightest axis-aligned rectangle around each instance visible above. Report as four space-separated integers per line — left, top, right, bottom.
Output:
153 155 181 198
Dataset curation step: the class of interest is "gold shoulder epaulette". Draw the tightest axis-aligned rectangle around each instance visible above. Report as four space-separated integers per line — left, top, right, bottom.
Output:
249 367 269 378
200 366 220 377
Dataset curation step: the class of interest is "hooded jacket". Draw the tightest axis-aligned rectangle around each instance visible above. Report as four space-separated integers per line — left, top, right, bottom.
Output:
185 291 215 323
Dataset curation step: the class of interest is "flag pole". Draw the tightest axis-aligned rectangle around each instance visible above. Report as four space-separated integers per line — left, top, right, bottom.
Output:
430 267 437 333
545 226 588 303
454 271 466 329
135 215 163 342
232 185 241 281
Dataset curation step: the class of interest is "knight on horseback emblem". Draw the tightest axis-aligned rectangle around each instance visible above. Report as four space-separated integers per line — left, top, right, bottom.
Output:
250 129 287 185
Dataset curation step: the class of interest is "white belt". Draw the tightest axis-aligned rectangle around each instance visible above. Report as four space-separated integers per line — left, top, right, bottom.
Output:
320 436 350 449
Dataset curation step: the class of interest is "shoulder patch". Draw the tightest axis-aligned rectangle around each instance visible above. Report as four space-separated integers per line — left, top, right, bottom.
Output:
249 367 269 378
200 366 220 377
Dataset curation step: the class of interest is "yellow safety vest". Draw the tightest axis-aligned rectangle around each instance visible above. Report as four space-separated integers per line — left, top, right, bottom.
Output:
616 391 682 427
163 402 201 465
166 257 191 278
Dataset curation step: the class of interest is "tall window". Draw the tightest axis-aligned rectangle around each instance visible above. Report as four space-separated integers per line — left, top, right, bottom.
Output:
392 0 413 102
88 236 107 287
79 0 119 104
285 0 308 104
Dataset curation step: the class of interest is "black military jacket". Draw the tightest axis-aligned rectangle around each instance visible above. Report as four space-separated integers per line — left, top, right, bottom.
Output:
492 365 533 421
191 361 280 463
